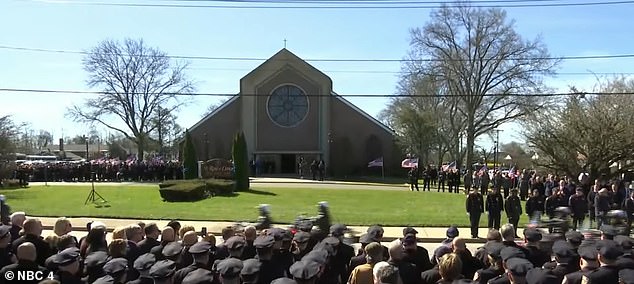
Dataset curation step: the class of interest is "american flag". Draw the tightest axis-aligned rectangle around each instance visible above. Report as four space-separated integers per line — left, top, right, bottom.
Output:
367 157 383 168
401 158 418 168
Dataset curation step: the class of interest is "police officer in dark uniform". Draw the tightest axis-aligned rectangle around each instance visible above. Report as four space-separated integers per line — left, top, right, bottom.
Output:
466 187 484 238
52 247 83 284
254 235 285 284
569 188 588 231
562 245 598 284
149 259 178 284
583 240 622 283
473 242 505 284
102 257 129 284
615 235 634 269
504 189 522 238
544 240 577 282
181 268 214 284
523 228 550 268
486 186 504 230
401 227 432 272
526 189 545 221
162 242 184 269
329 224 354 283
173 241 212 284
408 166 419 191
292 232 311 261
0 225 14 268
487 247 527 284
83 251 109 283
437 169 446 192
128 253 156 284
216 258 243 284
289 260 320 284
241 259 262 284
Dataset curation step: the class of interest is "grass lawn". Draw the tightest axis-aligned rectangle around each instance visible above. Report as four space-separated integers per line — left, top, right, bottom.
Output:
0 185 532 227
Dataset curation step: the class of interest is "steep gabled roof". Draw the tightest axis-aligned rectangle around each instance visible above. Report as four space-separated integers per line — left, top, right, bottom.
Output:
331 91 396 135
188 95 239 133
240 48 332 86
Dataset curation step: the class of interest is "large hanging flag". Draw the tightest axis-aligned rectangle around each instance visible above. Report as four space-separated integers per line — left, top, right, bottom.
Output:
401 158 419 168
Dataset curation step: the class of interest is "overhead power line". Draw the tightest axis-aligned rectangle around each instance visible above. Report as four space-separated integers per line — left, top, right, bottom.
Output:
0 88 630 98
26 0 634 9
2 45 634 63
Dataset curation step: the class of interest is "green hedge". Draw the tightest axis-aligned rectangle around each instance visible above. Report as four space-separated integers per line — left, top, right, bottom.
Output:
158 179 235 202
0 179 25 189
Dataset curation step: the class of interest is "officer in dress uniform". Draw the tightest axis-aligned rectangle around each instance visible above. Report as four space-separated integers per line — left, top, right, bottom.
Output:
486 187 504 230
466 187 485 239
0 225 14 268
102 257 129 284
127 253 156 284
149 260 177 284
473 242 505 284
241 258 262 284
505 189 522 238
583 240 623 283
173 241 212 284
216 258 243 284
254 235 285 284
83 251 109 283
289 260 320 284
52 247 83 284
487 246 527 284
543 240 577 282
523 228 550 268
408 167 419 191
562 245 598 284
182 268 214 284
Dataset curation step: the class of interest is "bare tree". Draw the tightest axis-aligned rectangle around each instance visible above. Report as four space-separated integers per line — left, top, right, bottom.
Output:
68 38 194 160
407 3 559 179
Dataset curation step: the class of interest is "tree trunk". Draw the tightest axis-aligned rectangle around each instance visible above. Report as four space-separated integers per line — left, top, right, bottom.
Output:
464 114 476 190
137 136 145 161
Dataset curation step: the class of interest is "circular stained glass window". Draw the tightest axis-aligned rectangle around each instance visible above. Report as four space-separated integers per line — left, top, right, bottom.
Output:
266 84 309 128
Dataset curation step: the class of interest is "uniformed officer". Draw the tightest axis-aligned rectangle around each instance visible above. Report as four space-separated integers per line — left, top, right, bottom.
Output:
173 241 212 284
162 242 184 268
225 236 246 259
128 253 156 284
181 268 214 284
562 245 598 284
292 231 311 261
149 259 177 284
601 225 618 240
473 242 505 284
543 240 577 282
615 235 634 269
583 240 623 283
408 166 419 191
486 187 504 230
321 235 345 284
487 247 527 284
241 258 262 284
525 268 559 284
526 189 545 221
289 260 320 284
569 188 588 231
0 225 15 268
466 187 484 239
330 223 355 282
545 188 562 219
102 257 129 284
216 258 243 284
52 247 83 284
254 235 285 284
619 269 634 284
401 228 432 272
523 228 550 268
505 189 522 238
83 251 109 283
503 258 533 284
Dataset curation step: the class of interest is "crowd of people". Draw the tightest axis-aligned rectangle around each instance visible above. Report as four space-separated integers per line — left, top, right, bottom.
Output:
2 212 634 284
13 159 184 185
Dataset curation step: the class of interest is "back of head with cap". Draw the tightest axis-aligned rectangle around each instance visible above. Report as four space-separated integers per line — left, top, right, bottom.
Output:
364 242 383 264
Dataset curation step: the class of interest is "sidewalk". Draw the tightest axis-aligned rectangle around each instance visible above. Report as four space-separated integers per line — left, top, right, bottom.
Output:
36 216 525 244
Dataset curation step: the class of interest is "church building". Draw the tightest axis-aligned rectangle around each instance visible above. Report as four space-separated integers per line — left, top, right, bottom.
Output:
185 49 397 177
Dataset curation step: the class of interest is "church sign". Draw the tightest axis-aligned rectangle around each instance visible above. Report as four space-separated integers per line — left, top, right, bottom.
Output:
201 158 234 179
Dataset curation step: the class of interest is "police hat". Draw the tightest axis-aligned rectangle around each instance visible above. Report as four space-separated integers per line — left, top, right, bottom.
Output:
500 247 526 262
182 268 214 284
92 275 115 284
615 235 634 249
302 249 328 265
577 245 598 261
552 240 575 259
359 234 373 244
565 231 584 245
402 234 417 245
84 251 109 268
598 240 623 260
268 228 286 241
290 260 320 280
330 224 348 237
524 228 543 242
241 258 262 275
506 258 533 276
271 277 297 284
403 226 418 236
189 241 212 255
526 268 559 284
254 235 275 248
446 226 459 238
0 225 11 238
217 258 243 277
600 225 617 238
150 260 177 279
312 242 334 256
103 258 128 275
434 245 453 259
162 242 183 257
485 242 505 260
293 231 310 243
53 247 80 266
225 236 246 250
367 225 384 240
322 236 340 246
619 268 634 284
133 253 156 271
